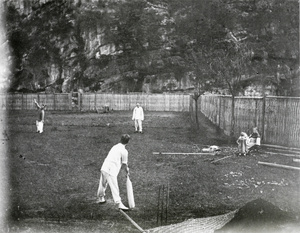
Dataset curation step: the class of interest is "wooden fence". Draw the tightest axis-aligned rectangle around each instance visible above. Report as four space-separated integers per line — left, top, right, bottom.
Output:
190 95 300 148
0 93 190 112
81 93 190 111
0 93 72 111
4 92 299 147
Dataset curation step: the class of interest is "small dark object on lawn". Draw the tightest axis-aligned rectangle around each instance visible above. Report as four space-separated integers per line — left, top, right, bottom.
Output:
103 105 110 113
96 105 111 114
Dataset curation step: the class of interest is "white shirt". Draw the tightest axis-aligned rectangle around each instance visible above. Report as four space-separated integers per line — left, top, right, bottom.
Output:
101 143 128 177
132 106 144 120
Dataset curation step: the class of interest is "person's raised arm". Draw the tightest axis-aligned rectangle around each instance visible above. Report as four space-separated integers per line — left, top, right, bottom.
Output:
34 99 41 109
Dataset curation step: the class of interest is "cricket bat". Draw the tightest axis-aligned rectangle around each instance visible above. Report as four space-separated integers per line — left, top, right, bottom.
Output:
126 175 135 209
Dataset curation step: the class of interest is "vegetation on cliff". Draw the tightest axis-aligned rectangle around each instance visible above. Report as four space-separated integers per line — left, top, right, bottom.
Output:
3 0 299 96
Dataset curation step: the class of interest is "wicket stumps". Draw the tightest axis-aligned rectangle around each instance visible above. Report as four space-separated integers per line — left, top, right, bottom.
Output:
157 183 170 226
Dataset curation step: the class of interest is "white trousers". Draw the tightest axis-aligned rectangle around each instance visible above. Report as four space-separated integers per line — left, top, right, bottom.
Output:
134 119 142 132
238 139 247 153
97 171 121 204
36 120 44 133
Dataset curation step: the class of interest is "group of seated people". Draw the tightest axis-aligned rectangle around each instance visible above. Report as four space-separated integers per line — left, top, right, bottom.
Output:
237 127 261 156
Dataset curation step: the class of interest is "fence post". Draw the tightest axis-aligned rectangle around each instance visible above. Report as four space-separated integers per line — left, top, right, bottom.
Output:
254 98 258 127
21 93 23 110
199 94 202 112
24 94 27 110
283 98 289 146
261 96 266 141
78 93 81 111
218 96 221 128
95 93 97 111
53 93 56 111
68 93 71 110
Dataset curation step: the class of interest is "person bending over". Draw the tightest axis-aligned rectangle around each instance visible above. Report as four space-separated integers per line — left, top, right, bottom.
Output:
96 134 131 210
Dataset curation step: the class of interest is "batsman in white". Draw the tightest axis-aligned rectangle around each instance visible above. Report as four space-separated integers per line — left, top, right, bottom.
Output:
97 134 131 210
34 99 45 133
132 103 144 133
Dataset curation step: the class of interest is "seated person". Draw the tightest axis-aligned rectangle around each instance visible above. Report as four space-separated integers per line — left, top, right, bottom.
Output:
247 127 261 152
237 128 261 155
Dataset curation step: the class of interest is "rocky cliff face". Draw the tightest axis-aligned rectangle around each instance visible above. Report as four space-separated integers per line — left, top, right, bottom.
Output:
5 0 195 93
4 0 299 96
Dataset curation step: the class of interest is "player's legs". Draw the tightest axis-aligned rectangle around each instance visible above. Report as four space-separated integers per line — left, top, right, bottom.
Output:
39 122 44 133
97 172 108 202
36 120 39 133
106 173 129 209
106 174 121 204
134 119 139 132
138 119 142 132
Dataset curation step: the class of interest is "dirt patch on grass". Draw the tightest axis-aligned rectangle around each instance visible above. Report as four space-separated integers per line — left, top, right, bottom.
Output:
5 110 300 232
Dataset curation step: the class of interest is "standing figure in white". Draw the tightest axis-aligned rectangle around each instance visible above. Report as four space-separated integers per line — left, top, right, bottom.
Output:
34 99 45 133
132 103 144 134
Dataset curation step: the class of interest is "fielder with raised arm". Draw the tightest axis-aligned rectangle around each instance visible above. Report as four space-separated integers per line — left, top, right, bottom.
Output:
34 99 45 133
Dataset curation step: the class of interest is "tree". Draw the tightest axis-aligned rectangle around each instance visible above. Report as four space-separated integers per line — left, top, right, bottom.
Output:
5 1 89 92
104 0 170 92
236 0 299 96
165 0 233 128
212 42 252 136
4 0 298 95
165 0 299 134
186 49 217 129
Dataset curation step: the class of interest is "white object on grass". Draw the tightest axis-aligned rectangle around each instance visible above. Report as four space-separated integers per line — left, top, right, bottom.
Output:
202 145 220 153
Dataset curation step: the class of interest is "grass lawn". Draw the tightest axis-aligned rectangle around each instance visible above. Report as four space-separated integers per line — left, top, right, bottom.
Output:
4 110 300 232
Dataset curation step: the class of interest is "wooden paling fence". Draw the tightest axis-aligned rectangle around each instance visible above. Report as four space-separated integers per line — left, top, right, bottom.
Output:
81 93 190 111
3 92 299 148
0 93 190 112
0 93 72 111
191 95 300 148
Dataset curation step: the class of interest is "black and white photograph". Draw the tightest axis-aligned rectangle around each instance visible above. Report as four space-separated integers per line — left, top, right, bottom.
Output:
0 0 299 232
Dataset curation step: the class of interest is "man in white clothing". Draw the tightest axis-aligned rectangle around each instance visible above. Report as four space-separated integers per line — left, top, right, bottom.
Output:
97 134 131 210
34 99 46 133
132 103 144 133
